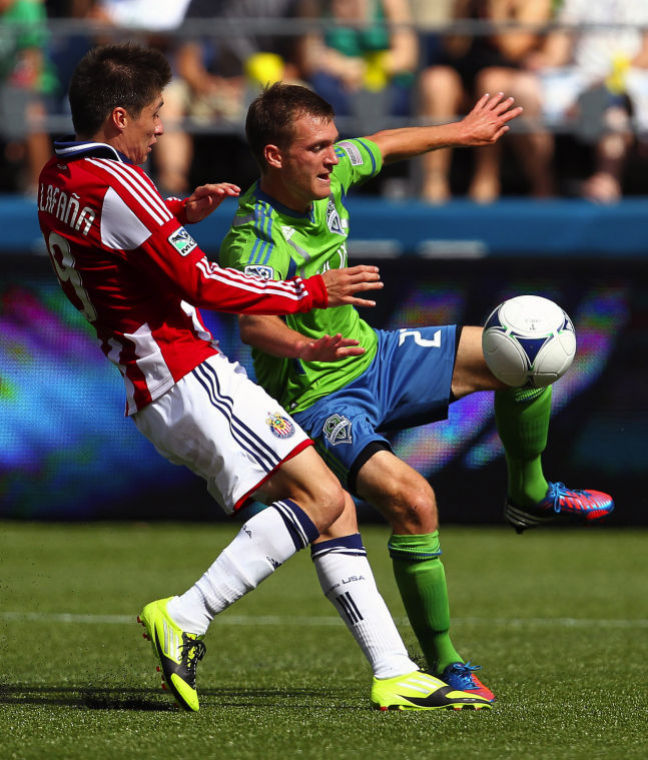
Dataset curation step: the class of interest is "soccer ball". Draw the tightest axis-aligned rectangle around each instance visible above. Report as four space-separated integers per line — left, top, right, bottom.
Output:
482 295 576 387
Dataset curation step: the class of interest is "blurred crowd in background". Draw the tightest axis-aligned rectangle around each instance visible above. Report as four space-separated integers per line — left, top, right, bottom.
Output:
2 0 648 203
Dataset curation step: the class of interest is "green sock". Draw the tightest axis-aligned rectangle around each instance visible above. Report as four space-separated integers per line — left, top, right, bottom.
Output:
495 385 552 506
388 532 462 673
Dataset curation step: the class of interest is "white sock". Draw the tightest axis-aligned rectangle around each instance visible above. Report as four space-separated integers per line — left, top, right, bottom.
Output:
168 500 319 634
311 534 418 679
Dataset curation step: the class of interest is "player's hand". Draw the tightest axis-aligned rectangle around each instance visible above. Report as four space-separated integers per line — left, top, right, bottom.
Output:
321 265 383 308
184 182 240 223
456 92 523 146
298 333 366 362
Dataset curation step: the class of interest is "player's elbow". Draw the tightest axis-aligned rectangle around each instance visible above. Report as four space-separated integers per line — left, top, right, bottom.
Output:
238 315 257 346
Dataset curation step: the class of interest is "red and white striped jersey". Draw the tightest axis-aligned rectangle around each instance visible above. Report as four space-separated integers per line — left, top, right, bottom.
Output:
37 140 328 415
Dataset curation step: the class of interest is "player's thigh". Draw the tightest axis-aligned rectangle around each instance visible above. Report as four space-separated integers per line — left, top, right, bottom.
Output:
254 444 345 529
355 449 438 534
452 325 506 398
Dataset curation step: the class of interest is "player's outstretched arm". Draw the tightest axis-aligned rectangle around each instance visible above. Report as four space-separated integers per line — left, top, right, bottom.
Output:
183 182 241 223
321 265 383 307
366 93 523 164
239 315 368 361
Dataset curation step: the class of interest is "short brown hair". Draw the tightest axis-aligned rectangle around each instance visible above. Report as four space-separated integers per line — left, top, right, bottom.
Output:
245 83 335 172
69 43 172 137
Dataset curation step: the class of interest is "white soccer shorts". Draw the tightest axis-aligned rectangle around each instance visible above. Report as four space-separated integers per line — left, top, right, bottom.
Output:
132 352 312 514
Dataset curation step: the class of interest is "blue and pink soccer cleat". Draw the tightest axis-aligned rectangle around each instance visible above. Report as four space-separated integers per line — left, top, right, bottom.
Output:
438 662 495 703
505 481 614 534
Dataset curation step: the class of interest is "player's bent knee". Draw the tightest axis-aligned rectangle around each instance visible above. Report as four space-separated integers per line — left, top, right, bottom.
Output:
258 446 345 532
389 496 438 534
375 478 438 533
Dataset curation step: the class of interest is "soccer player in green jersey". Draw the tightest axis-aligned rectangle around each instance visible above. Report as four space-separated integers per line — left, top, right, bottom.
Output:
220 83 614 700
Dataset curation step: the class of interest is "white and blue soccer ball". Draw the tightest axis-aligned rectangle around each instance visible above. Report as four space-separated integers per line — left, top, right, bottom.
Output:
482 295 576 388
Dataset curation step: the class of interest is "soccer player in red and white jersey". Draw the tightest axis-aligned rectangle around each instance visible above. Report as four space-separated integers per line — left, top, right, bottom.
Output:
37 43 492 713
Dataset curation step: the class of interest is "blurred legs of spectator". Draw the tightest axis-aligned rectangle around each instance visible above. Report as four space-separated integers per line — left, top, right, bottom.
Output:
580 101 632 203
153 79 194 196
418 64 464 203
540 66 648 203
0 85 51 195
470 66 554 203
418 63 553 203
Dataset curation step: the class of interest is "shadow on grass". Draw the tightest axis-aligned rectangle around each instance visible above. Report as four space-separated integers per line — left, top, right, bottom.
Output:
0 684 362 711
0 684 173 711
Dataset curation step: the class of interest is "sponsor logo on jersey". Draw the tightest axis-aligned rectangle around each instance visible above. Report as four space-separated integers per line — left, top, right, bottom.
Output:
244 264 275 280
281 225 295 241
322 413 353 445
168 227 198 256
338 140 364 166
326 199 344 236
266 412 295 439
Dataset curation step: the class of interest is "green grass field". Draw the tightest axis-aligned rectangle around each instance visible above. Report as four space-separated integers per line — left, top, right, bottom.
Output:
1 521 646 760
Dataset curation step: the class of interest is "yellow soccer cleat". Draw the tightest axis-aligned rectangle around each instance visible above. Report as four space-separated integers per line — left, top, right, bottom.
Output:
371 670 492 712
138 597 206 712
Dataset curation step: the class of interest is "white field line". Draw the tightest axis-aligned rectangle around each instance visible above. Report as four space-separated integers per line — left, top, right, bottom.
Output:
1 611 646 628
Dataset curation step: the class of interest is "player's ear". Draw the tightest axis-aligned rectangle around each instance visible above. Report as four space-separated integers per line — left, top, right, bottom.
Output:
110 107 129 133
264 143 283 169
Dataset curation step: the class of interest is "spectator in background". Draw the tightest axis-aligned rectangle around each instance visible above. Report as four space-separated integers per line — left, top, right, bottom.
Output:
0 0 57 195
531 0 648 203
296 0 418 136
164 0 303 194
417 0 553 203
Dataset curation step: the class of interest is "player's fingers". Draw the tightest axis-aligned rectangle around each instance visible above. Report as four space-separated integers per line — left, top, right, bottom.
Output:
345 264 380 277
499 105 523 123
350 279 384 291
345 273 381 287
335 337 361 347
337 346 366 357
473 92 491 110
491 126 510 141
311 335 335 349
344 296 377 308
485 92 505 110
492 96 515 116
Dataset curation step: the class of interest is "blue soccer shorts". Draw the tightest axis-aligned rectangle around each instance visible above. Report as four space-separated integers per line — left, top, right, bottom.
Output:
293 325 459 491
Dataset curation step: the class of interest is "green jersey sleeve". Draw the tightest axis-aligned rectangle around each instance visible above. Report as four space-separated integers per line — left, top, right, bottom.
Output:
333 138 383 194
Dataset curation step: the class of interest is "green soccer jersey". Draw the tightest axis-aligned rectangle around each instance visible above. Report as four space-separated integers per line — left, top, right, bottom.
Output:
220 137 383 412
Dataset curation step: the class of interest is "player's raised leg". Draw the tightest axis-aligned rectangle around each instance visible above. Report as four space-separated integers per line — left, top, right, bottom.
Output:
453 327 614 533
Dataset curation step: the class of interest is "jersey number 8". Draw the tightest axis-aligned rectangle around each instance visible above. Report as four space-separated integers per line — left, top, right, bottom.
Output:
47 231 97 322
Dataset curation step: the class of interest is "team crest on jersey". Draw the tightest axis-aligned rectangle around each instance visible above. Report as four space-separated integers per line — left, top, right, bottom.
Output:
168 227 198 256
326 199 344 236
245 264 274 280
322 414 353 446
266 412 295 439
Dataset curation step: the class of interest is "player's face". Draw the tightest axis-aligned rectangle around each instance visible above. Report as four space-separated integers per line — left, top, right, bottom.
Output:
120 95 164 165
279 114 339 209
